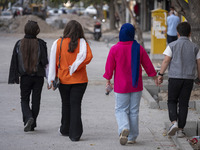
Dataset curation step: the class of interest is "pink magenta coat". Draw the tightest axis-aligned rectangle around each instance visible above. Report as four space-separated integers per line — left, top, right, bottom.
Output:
103 41 157 93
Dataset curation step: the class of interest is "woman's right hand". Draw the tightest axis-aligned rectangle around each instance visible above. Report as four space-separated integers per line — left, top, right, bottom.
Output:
105 80 113 95
106 80 113 88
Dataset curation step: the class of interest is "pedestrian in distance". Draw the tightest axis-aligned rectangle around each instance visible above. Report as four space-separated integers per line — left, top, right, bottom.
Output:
103 23 158 145
158 22 200 138
169 6 177 16
48 20 93 142
8 20 49 132
167 10 180 44
115 12 120 28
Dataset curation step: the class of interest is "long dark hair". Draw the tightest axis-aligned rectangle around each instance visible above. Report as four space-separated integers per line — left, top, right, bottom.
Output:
20 20 40 74
63 20 87 52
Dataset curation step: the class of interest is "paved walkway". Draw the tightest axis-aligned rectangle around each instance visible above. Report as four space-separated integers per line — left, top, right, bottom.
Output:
0 32 198 150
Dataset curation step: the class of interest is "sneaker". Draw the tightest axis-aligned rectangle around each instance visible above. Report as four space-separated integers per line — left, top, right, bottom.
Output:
119 129 129 145
127 141 136 144
168 122 179 136
177 130 185 138
24 118 34 132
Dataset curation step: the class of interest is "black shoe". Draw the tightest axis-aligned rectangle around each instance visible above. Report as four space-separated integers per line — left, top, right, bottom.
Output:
58 128 69 136
70 137 80 142
24 118 34 132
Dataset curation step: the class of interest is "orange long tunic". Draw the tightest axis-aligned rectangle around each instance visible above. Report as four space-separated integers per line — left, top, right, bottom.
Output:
56 38 93 84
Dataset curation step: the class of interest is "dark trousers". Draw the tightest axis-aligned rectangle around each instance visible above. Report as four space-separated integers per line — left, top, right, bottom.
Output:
168 78 194 129
167 35 178 44
20 76 44 129
58 83 87 141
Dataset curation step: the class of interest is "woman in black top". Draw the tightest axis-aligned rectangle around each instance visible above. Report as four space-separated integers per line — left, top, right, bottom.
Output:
8 20 49 132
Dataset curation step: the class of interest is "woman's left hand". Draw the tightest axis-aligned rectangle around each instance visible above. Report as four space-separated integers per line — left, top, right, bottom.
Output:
47 83 52 90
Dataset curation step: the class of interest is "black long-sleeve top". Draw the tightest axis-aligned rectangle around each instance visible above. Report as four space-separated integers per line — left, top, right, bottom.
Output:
8 38 49 84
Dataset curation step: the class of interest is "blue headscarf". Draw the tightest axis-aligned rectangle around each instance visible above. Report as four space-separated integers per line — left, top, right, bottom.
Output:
119 23 140 88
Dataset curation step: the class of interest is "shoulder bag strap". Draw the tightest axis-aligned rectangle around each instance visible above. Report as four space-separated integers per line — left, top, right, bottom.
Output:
58 37 63 78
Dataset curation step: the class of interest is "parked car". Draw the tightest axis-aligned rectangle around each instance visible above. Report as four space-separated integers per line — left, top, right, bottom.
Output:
59 7 67 14
48 9 60 16
73 7 85 15
0 11 12 19
84 5 97 16
66 8 77 14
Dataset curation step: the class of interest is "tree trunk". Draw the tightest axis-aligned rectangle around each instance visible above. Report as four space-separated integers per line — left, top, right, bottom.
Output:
94 2 104 20
172 0 200 47
113 0 121 25
121 1 126 24
2 0 8 10
109 0 116 30
122 0 144 47
113 0 126 25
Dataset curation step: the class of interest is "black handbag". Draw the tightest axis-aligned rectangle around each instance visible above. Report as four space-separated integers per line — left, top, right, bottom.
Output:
52 77 60 90
52 37 63 90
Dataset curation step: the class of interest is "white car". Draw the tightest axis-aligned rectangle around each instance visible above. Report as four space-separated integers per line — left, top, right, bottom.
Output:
48 9 60 16
0 11 12 19
74 7 85 15
84 6 97 16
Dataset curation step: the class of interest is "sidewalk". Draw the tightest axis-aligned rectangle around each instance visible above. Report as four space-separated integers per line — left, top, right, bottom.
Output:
0 32 197 150
0 83 177 150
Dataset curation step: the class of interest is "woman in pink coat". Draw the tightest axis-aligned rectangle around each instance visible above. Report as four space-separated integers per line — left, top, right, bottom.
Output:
103 23 158 145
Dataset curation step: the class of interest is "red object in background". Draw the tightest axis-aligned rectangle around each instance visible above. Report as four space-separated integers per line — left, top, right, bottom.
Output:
95 21 101 26
134 3 139 16
190 138 198 144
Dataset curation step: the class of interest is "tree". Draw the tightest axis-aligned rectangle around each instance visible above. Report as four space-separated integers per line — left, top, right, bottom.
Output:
71 0 105 19
121 0 144 47
172 0 200 46
111 0 144 47
0 0 16 10
113 0 126 25
109 0 116 30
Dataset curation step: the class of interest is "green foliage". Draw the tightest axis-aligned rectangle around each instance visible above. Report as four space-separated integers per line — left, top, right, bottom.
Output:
49 0 65 3
49 0 109 8
74 0 110 7
83 0 110 5
0 0 15 3
0 0 16 4
70 0 81 2
0 0 16 9
49 0 80 6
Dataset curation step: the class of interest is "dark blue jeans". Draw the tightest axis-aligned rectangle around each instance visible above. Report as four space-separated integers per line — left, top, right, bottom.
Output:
58 83 87 141
20 75 44 129
167 35 178 44
168 78 193 129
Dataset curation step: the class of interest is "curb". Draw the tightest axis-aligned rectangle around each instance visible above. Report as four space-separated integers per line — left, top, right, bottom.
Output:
164 122 193 150
142 87 159 109
143 85 200 110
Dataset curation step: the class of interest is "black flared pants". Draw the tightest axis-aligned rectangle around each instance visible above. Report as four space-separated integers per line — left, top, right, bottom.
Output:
20 75 44 129
58 83 87 141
